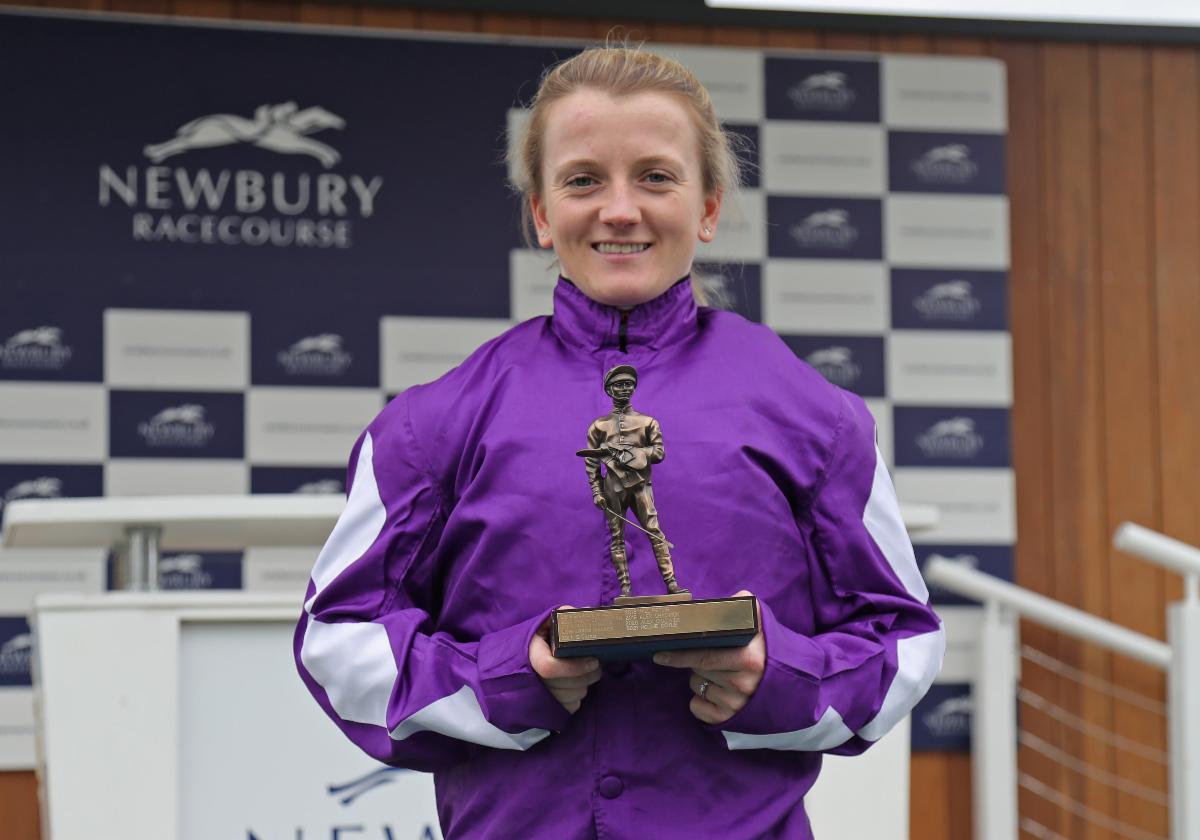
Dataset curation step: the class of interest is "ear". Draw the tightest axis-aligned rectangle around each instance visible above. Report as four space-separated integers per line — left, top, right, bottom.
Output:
530 193 553 248
699 189 723 243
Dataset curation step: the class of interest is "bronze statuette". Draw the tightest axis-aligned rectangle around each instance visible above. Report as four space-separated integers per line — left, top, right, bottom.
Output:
552 365 758 659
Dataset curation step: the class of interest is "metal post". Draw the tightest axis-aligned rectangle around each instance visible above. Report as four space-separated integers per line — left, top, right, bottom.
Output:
974 600 1019 840
1168 598 1200 840
114 526 162 591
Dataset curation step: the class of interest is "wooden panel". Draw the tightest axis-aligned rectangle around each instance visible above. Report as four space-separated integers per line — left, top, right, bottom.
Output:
174 0 234 18
706 25 765 47
1151 50 1200 595
413 8 477 33
1041 42 1116 839
763 29 818 49
819 31 877 52
0 771 40 840
645 21 706 44
357 5 414 30
1096 43 1169 839
993 36 1067 839
911 752 972 840
877 33 931 53
235 0 296 21
297 1 357 25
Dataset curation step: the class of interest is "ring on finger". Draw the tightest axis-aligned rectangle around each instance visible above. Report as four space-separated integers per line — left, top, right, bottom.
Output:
697 678 712 700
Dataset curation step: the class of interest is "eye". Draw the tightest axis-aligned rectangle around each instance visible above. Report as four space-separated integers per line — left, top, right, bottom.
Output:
645 171 673 184
567 175 596 188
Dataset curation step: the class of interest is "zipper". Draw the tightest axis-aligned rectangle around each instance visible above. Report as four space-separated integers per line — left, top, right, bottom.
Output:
618 311 629 353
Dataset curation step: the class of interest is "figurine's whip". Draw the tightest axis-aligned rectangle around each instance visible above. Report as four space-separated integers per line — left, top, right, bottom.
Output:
603 505 675 549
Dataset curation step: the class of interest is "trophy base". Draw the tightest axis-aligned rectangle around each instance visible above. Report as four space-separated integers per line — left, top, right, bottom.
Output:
551 595 758 660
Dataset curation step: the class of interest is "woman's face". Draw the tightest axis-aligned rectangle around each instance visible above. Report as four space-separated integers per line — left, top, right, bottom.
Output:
530 89 722 308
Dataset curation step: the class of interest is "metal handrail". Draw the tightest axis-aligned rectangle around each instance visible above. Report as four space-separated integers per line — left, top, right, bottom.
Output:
924 556 1171 669
1115 522 1200 603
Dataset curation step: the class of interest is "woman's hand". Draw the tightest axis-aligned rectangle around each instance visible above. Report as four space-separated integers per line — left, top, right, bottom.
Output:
529 611 602 713
652 590 765 725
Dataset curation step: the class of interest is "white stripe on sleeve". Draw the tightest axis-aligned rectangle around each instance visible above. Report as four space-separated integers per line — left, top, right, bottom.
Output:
305 431 387 612
856 625 946 742
723 705 854 752
391 686 551 750
301 616 396 726
862 445 929 602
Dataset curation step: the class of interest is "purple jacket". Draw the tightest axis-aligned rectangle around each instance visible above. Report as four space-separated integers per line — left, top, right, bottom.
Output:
296 277 944 839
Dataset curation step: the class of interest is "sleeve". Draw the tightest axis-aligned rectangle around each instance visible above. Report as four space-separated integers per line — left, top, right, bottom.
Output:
716 391 945 755
585 421 604 496
644 418 665 465
294 395 571 772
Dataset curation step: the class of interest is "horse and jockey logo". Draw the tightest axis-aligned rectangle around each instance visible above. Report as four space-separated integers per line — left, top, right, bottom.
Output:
921 693 972 738
914 279 982 322
790 208 859 249
805 346 861 389
917 417 985 459
277 333 353 377
295 479 344 495
3 477 63 504
137 403 216 448
787 70 856 111
0 631 33 680
0 326 73 371
911 143 979 185
144 102 346 169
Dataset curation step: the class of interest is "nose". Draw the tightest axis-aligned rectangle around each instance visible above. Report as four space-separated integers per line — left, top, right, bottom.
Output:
598 183 641 228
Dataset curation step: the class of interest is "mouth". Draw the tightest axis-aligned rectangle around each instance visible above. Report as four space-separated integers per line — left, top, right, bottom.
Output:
593 242 652 255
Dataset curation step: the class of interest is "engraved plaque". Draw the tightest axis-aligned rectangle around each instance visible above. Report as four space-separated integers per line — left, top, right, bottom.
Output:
551 596 759 660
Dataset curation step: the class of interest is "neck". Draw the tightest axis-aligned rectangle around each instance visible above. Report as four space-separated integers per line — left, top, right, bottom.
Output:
611 398 631 412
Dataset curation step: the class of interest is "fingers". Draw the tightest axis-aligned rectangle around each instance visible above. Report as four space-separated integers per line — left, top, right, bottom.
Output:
653 646 756 673
689 672 747 717
689 694 730 725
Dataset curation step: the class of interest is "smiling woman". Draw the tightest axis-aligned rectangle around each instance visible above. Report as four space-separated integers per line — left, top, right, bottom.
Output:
510 44 744 307
296 41 944 840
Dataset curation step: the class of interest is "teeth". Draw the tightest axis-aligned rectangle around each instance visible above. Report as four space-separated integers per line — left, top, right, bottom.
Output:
595 243 650 254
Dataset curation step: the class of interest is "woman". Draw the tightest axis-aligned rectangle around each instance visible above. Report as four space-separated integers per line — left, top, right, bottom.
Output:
296 44 944 839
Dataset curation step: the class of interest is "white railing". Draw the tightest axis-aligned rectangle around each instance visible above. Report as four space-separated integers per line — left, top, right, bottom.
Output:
924 522 1200 840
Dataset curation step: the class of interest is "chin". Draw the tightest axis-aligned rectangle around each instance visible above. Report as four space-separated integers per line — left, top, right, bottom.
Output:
576 271 678 308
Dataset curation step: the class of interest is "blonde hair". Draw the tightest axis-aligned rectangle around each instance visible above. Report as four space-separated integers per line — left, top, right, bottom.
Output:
507 41 748 307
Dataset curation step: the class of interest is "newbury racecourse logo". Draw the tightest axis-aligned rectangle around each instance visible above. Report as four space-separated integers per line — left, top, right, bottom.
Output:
0 633 32 678
914 280 981 323
0 326 73 371
910 143 979 186
790 209 859 250
4 477 63 505
805 346 861 388
144 103 345 169
921 694 972 739
277 333 353 377
917 417 984 459
159 553 213 589
138 404 215 448
295 479 344 495
787 71 856 111
98 102 384 250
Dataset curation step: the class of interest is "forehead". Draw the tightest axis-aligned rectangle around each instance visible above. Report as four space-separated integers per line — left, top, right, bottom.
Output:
609 374 636 385
542 89 700 168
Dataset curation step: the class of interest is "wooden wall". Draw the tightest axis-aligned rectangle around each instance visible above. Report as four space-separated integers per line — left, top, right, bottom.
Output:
3 2 1199 838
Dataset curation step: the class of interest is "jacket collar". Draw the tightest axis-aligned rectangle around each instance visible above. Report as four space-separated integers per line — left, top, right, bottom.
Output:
550 275 699 352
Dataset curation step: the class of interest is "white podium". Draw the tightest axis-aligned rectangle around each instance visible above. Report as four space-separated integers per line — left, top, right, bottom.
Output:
33 591 442 840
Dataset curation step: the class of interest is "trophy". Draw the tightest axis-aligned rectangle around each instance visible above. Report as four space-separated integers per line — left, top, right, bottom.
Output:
551 364 758 659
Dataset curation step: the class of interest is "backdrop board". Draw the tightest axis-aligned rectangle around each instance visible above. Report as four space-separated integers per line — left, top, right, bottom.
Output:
0 10 1011 758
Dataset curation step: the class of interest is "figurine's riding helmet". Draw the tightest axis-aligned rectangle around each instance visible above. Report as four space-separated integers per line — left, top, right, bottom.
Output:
603 364 638 393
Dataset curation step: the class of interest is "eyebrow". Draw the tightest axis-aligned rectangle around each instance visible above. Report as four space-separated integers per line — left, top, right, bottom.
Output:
553 155 685 177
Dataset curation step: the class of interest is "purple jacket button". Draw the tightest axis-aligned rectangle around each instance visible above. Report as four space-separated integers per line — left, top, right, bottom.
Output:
598 775 623 799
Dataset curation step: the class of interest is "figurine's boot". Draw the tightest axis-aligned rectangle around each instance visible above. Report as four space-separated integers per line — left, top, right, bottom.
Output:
610 542 632 597
652 539 688 595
